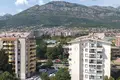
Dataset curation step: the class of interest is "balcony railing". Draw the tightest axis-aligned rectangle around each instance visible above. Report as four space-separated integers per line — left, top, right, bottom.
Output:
97 61 102 64
89 56 96 58
89 49 96 53
97 45 102 48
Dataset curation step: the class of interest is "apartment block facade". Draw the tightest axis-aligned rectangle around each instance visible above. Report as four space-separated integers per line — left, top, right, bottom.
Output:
68 34 111 80
0 32 36 80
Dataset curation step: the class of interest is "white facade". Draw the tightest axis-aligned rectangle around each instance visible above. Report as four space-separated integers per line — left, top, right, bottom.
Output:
68 34 111 80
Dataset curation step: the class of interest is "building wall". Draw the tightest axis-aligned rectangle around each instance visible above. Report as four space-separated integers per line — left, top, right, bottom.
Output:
0 32 36 80
69 42 81 80
103 43 111 78
69 39 111 80
15 40 18 77
19 38 26 79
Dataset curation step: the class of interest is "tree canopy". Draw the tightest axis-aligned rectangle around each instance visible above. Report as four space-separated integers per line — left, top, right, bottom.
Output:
55 68 71 80
45 59 53 68
0 49 8 71
41 72 50 80
0 71 19 80
46 44 64 60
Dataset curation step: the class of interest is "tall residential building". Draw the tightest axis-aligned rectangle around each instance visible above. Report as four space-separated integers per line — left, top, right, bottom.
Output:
68 33 111 80
0 32 36 80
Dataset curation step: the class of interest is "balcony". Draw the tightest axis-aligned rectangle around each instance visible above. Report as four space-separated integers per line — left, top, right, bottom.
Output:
97 60 102 64
9 59 12 62
97 48 103 52
97 44 102 48
9 55 12 58
89 69 96 74
3 47 8 49
89 49 96 53
97 51 102 54
96 72 103 76
97 55 102 59
89 60 96 64
89 65 96 69
8 51 14 53
3 43 7 45
97 66 102 70
8 43 14 46
89 54 96 58
8 47 14 50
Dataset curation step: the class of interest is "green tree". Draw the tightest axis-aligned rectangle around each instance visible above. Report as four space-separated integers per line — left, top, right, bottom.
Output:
36 39 47 59
104 76 109 80
46 44 64 60
45 59 53 68
50 76 56 80
57 44 64 59
46 47 57 59
55 68 71 80
0 49 8 71
41 72 50 80
109 76 114 80
0 71 19 80
117 77 120 80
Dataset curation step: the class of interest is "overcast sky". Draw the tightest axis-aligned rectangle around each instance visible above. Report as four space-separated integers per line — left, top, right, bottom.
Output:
0 0 120 16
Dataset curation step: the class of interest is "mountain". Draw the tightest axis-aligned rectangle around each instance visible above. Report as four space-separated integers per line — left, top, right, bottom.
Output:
0 14 12 20
1 1 120 28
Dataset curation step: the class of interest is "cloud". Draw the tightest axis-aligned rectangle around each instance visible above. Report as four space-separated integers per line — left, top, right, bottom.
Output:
15 0 63 6
0 12 6 16
15 0 28 6
38 0 44 5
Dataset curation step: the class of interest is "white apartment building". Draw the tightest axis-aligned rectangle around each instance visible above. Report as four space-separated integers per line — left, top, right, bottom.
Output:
68 33 111 80
0 32 36 80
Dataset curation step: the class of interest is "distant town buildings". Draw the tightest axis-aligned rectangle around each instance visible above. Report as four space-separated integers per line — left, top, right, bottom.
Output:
68 33 111 80
115 34 120 47
111 46 120 60
34 27 88 37
0 32 36 80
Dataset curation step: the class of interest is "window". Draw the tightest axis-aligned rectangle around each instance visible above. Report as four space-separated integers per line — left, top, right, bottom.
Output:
85 59 88 62
97 60 102 64
69 48 72 51
89 60 94 63
18 61 20 63
97 43 102 47
90 44 95 47
97 71 102 74
85 54 88 57
89 75 95 79
85 49 88 52
85 69 88 73
18 49 20 51
97 65 102 69
85 75 88 78
69 58 72 61
89 54 96 58
89 49 96 53
89 65 96 69
85 64 88 68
